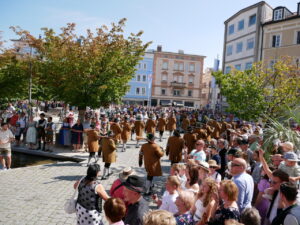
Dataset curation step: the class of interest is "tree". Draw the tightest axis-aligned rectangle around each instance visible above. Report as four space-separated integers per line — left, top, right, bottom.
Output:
11 19 150 111
213 58 300 120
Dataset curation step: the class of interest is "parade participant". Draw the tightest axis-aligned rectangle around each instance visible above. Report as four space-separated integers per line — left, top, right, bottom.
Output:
190 115 197 128
130 115 135 141
36 113 47 151
26 116 37 149
230 158 254 212
181 115 190 132
203 124 214 142
0 122 14 170
123 175 149 225
120 117 131 152
82 116 91 152
193 123 207 141
86 124 99 165
71 119 84 152
139 133 164 195
134 115 145 148
45 116 56 152
208 119 222 140
166 130 185 165
157 113 167 142
104 198 126 225
174 190 195 225
74 164 109 225
166 113 176 136
101 131 117 180
143 210 176 225
152 175 180 214
183 126 197 154
145 115 157 135
110 118 122 145
58 118 71 146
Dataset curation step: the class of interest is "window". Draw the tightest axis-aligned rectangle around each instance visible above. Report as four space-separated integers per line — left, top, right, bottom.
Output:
228 24 234 35
161 89 166 95
297 31 300 44
236 42 243 53
249 14 256 26
274 9 283 21
247 38 255 50
173 75 178 82
238 20 244 31
226 45 233 56
235 64 241 70
143 63 147 69
173 89 181 96
162 74 167 81
202 93 206 98
174 62 179 70
272 35 281 47
137 75 141 81
179 63 184 71
141 88 146 95
138 63 141 69
162 61 168 70
189 63 195 72
188 90 192 97
136 88 140 95
178 76 183 83
245 62 252 70
142 75 146 82
225 66 231 74
188 76 194 84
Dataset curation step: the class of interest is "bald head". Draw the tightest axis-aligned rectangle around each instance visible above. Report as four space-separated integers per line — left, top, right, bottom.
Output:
230 158 247 176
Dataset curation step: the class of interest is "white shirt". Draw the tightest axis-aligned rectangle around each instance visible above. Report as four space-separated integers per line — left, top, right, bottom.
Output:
269 192 280 223
159 191 179 214
18 117 27 128
194 199 205 222
189 149 206 162
209 172 221 183
0 129 14 149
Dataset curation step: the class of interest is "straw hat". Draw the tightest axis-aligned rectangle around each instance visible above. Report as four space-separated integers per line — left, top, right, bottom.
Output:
208 160 220 169
119 167 135 181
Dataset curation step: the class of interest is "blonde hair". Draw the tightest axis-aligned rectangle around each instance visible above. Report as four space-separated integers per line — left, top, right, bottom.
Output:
167 176 180 188
198 178 218 207
143 210 176 225
171 163 181 174
178 190 195 210
221 180 238 201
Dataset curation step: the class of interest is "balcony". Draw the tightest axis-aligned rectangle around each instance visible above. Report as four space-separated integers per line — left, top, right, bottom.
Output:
170 81 186 88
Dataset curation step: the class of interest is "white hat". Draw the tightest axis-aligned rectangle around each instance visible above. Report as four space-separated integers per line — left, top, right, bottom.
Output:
280 141 294 151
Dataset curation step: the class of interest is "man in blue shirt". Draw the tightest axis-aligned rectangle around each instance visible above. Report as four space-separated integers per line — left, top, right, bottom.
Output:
231 158 254 212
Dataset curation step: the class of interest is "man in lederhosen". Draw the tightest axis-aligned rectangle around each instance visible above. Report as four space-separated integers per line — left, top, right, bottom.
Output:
36 113 47 151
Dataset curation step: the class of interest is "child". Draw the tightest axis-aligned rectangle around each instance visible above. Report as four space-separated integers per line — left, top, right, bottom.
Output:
152 176 180 214
170 163 187 189
192 178 218 225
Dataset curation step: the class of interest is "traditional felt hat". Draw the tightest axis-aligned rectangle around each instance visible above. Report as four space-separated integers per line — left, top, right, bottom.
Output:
123 175 145 193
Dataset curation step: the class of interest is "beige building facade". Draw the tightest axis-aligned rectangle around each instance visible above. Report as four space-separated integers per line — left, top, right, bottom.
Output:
262 4 300 67
151 46 205 108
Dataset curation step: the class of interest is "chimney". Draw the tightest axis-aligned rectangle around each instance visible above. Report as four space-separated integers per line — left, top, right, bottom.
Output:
178 50 184 54
157 45 162 52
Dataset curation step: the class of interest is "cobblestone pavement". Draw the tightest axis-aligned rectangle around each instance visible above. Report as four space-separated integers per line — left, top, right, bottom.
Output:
0 132 172 225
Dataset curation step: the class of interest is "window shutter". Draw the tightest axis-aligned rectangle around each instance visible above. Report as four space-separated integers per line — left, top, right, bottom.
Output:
272 35 276 47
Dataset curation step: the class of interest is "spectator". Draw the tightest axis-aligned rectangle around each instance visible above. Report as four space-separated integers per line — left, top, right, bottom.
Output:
240 208 261 225
104 198 126 225
26 116 37 149
175 190 195 225
183 164 199 194
0 122 14 170
45 116 55 152
197 161 210 184
230 158 254 212
123 175 149 225
208 160 222 183
59 118 71 146
187 140 206 162
143 210 176 225
74 164 109 225
153 175 180 214
170 163 187 189
71 119 84 152
36 113 47 151
217 138 228 178
279 152 300 183
210 146 221 166
271 182 300 225
208 180 240 225
192 178 218 224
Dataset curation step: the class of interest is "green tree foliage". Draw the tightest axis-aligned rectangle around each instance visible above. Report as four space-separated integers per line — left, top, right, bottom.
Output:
213 58 300 120
11 19 150 109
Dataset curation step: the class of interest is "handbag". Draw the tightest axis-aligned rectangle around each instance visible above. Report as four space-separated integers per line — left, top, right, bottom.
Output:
64 176 85 214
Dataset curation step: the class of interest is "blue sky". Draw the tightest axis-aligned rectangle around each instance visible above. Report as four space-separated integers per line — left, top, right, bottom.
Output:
0 0 298 67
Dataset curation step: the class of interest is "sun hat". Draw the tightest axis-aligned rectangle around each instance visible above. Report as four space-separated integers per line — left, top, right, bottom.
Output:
208 159 220 169
283 152 299 161
197 161 210 172
123 175 145 193
119 167 135 182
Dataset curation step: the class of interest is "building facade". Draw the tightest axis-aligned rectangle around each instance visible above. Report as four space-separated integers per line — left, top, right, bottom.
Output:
222 1 273 73
201 68 213 108
151 46 205 108
122 52 154 106
262 3 300 67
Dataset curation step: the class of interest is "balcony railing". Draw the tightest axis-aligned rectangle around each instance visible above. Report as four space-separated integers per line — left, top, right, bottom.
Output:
170 81 186 88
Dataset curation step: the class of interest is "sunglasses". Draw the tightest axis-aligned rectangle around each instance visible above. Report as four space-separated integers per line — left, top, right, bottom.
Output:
196 143 204 146
209 166 218 169
231 163 242 167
